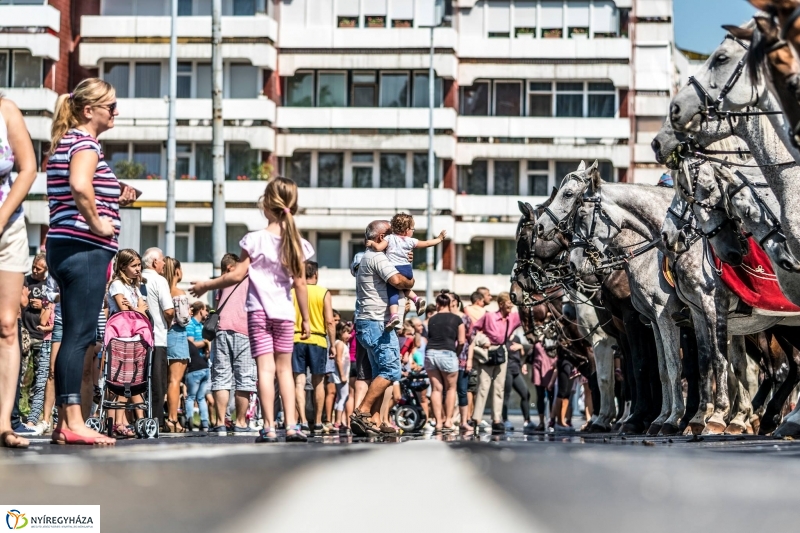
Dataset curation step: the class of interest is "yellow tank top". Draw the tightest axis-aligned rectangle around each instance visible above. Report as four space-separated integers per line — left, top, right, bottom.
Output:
292 284 328 348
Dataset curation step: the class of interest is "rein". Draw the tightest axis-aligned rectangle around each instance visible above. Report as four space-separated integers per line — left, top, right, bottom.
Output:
780 5 800 41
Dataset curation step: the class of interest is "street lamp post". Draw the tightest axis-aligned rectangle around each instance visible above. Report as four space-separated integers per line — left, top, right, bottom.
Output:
165 0 178 257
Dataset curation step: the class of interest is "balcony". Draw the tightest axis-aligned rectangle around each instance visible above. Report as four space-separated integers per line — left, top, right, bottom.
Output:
457 116 629 140
0 4 60 32
458 61 630 89
279 26 457 51
636 0 672 19
2 88 57 114
276 132 457 160
456 142 630 168
79 16 277 69
102 98 276 150
279 52 457 80
277 107 455 131
0 4 61 60
455 194 550 219
457 35 631 61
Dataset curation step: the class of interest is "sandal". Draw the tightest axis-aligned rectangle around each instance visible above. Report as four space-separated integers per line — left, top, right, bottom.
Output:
255 427 278 443
379 423 398 435
286 428 308 443
164 419 186 433
51 427 115 446
0 430 29 449
112 424 135 439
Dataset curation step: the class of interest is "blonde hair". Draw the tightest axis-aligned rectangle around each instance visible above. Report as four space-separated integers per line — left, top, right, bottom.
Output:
163 257 182 289
258 177 305 278
113 249 143 288
50 78 115 154
496 292 512 306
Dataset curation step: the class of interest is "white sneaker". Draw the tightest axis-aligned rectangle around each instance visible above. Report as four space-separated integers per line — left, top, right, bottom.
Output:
35 421 50 434
477 420 491 433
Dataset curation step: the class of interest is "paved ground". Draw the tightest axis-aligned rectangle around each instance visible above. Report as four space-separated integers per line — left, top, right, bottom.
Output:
1 417 798 533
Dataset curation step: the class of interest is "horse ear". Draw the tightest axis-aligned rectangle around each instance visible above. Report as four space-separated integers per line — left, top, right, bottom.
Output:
577 160 586 172
752 16 773 35
587 160 602 191
550 186 558 200
724 24 754 42
518 200 535 219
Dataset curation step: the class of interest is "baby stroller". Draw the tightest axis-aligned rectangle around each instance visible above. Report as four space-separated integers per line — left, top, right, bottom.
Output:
391 370 429 433
85 311 158 439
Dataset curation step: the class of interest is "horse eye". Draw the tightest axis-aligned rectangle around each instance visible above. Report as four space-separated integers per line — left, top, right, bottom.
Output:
564 191 574 198
717 54 728 63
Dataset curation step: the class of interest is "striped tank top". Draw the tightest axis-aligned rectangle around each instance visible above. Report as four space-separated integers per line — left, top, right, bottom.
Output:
46 129 120 252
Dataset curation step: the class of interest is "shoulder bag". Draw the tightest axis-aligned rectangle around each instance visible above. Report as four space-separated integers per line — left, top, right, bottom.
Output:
485 319 511 366
202 277 247 342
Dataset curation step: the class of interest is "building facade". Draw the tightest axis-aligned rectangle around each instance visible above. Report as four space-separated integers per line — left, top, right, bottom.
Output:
8 0 673 310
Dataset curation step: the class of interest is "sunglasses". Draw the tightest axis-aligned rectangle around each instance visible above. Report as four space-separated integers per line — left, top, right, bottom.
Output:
95 102 117 114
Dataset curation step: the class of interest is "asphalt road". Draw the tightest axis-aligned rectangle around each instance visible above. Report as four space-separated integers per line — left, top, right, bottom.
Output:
0 427 797 533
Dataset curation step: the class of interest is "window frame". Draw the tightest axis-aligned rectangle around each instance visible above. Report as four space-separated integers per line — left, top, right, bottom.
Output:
0 51 9 87
460 80 491 116
526 160 551 196
351 70 378 107
492 80 523 117
284 70 316 107
351 151 376 188
526 81 554 117
316 70 348 107
378 70 410 108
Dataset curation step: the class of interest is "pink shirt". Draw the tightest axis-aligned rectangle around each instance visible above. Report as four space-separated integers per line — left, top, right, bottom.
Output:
216 278 249 336
239 229 314 321
470 310 520 346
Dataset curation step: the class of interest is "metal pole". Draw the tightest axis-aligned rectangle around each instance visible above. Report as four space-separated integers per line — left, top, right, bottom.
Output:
165 0 178 257
425 16 435 306
211 0 226 277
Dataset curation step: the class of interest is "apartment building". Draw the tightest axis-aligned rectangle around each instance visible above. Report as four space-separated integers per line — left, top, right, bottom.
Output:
9 0 673 310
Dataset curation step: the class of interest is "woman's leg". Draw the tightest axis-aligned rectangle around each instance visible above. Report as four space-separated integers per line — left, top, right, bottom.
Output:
535 385 547 426
167 360 188 426
502 367 514 422
512 372 531 422
457 369 470 431
43 340 60 426
26 340 50 425
428 368 444 430
345 376 356 427
48 242 114 445
443 371 458 429
0 271 25 447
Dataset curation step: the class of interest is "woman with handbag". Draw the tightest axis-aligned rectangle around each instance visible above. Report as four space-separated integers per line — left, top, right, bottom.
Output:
469 292 520 435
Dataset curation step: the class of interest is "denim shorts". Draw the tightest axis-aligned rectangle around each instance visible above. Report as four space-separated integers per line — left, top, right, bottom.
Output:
425 349 459 374
355 319 401 382
167 327 190 361
52 316 63 344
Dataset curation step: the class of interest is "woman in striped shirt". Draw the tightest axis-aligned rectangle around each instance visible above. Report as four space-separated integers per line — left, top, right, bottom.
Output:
45 78 136 446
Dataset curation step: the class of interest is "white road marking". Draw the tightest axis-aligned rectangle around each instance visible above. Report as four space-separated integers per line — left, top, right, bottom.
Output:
222 439 545 533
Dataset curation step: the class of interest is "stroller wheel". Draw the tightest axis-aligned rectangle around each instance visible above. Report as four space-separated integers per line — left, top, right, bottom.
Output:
85 417 102 432
394 406 420 433
142 418 159 439
134 419 146 439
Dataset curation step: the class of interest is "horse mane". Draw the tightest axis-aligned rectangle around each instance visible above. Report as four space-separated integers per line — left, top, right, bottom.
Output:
747 24 766 86
706 136 750 163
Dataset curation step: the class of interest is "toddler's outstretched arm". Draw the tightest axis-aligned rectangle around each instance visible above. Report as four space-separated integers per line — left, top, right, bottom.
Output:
415 230 447 249
365 239 389 252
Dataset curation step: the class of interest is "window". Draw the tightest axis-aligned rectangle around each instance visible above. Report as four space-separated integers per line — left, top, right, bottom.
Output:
494 161 519 195
413 153 440 188
318 153 343 187
286 152 311 187
133 144 161 178
514 0 536 37
197 63 212 98
460 82 489 116
316 233 341 268
380 153 406 188
593 0 618 38
352 72 377 107
588 82 615 118
104 63 129 97
487 0 510 37
178 0 193 16
390 0 413 26
412 73 442 108
556 82 583 117
352 152 374 188
232 0 256 16
412 231 438 269
177 143 191 179
196 144 212 180
104 144 131 176
527 82 552 117
318 72 347 107
228 144 259 180
556 160 614 183
349 239 366 263
195 225 212 263
135 63 161 98
227 225 248 255
494 239 516 275
494 82 521 117
285 72 314 107
459 160 487 195
0 53 7 87
540 1 563 38
464 240 484 274
141 225 159 253
566 1 589 38
177 62 192 98
527 161 549 196
380 73 409 108
176 224 190 263
12 51 40 88
229 65 258 99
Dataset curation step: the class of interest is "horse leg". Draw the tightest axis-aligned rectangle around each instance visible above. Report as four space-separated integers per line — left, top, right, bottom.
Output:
724 336 752 435
687 308 715 435
654 311 684 436
703 290 731 435
746 333 771 429
679 326 700 432
646 316 673 436
619 309 652 434
764 327 800 436
590 336 615 432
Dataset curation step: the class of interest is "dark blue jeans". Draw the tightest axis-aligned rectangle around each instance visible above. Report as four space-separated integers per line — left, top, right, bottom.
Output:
46 238 114 406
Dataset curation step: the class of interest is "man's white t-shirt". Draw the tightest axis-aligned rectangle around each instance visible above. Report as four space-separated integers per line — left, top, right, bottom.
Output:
142 269 174 347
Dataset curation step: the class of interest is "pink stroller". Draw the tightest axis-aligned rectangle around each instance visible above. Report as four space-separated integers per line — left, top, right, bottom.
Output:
86 311 158 439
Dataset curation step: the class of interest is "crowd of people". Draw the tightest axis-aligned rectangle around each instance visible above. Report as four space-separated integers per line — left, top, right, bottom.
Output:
0 76 590 448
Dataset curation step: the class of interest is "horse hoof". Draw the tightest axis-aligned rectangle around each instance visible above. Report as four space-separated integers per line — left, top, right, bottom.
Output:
702 421 726 435
587 423 610 433
658 423 680 436
620 420 645 435
646 423 662 436
688 422 705 435
759 419 778 436
723 423 745 435
773 421 800 438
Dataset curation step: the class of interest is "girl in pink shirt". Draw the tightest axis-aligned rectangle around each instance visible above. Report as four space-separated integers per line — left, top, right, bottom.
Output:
191 177 313 442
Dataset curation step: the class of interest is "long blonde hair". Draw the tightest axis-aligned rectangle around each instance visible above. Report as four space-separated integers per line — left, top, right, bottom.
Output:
163 257 181 289
49 78 115 154
259 177 305 278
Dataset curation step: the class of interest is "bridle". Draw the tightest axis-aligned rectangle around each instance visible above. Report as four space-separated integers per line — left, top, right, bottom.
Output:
666 195 703 253
722 169 785 249
677 159 743 240
687 34 782 122
780 5 800 41
541 171 590 233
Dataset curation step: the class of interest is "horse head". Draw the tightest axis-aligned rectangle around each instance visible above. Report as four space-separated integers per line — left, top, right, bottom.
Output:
535 160 599 240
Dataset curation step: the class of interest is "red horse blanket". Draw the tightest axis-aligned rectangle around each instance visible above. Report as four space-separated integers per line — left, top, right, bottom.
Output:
712 238 800 313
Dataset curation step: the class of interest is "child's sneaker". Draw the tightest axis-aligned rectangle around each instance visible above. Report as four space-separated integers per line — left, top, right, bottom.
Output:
414 297 426 314
385 314 400 331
